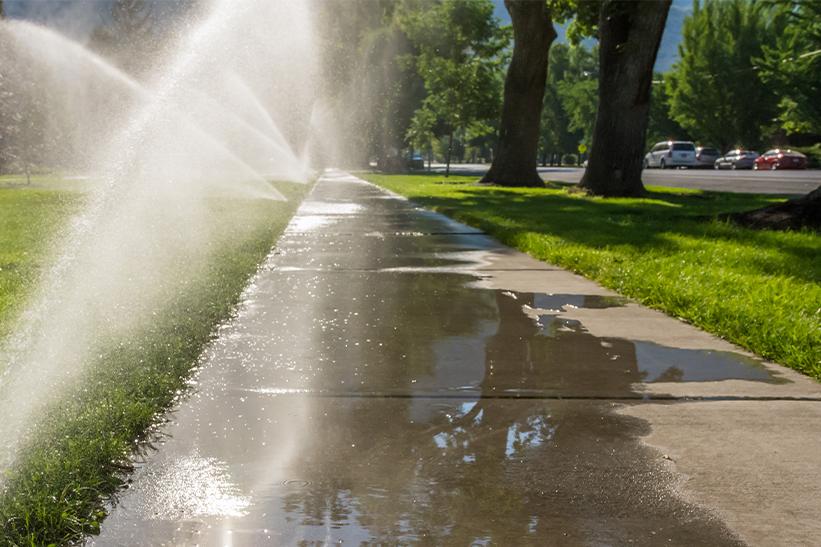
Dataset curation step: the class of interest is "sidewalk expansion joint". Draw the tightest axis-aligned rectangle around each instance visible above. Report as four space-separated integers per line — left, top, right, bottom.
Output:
264 268 562 272
282 231 488 236
242 391 821 403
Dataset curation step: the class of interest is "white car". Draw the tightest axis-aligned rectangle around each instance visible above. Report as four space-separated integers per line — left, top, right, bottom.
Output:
644 141 697 169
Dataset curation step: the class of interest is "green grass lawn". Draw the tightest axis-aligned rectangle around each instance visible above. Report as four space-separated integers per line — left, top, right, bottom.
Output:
0 177 309 545
363 173 820 379
0 180 85 340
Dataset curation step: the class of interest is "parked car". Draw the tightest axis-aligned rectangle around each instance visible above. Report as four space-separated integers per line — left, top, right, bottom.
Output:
406 154 425 170
644 141 697 168
695 146 720 168
753 149 807 170
714 149 759 170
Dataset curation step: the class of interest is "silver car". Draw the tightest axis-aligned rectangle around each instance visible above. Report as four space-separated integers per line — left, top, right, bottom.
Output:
644 141 697 168
695 146 720 168
714 150 759 170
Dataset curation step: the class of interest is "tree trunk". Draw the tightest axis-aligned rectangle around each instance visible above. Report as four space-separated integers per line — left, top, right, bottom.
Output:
579 0 671 197
480 0 556 187
445 130 454 178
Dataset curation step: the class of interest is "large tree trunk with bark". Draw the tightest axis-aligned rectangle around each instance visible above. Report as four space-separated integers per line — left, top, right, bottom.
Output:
579 0 671 197
481 0 556 187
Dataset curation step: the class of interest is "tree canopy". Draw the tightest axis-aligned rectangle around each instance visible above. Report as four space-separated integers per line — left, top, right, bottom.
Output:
400 0 506 173
2 0 818 179
666 0 781 150
756 1 821 136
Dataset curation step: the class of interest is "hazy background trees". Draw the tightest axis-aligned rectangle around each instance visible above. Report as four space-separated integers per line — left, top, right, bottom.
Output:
87 0 161 75
319 0 819 176
401 0 506 175
538 44 598 165
1 0 819 178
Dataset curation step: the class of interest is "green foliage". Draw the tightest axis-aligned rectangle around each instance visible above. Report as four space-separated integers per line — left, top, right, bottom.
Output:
557 45 598 147
365 173 821 379
314 0 509 168
666 0 781 150
315 0 426 166
646 74 691 145
756 1 821 135
540 43 598 161
540 45 573 162
400 0 506 160
0 180 309 544
551 0 601 43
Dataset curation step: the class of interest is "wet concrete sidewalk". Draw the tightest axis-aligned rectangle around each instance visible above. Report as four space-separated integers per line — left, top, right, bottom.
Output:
95 171 821 546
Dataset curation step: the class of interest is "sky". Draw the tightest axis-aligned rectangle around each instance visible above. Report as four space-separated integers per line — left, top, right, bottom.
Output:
491 0 693 72
6 0 692 72
3 0 188 39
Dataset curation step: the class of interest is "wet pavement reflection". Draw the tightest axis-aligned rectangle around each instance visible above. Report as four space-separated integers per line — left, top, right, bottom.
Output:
93 172 775 545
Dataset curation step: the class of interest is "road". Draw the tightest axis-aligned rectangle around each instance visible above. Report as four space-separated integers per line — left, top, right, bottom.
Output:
431 163 820 195
96 171 821 546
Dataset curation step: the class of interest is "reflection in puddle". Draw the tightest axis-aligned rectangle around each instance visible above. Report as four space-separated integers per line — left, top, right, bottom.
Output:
521 296 782 386
102 279 768 543
132 452 250 520
98 174 749 545
251 282 756 544
505 415 556 458
285 214 338 233
634 342 780 383
297 202 364 216
532 292 630 311
397 287 783 401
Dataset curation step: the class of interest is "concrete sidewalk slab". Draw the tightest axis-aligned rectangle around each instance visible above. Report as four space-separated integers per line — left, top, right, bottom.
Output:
94 171 820 546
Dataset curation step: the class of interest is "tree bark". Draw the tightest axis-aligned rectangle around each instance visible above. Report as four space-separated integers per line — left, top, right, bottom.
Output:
579 0 671 197
480 0 556 187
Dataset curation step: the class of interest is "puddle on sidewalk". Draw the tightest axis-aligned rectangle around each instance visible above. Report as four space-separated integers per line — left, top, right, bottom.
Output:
206 272 783 398
98 394 743 546
96 272 761 546
529 292 630 310
95 176 758 546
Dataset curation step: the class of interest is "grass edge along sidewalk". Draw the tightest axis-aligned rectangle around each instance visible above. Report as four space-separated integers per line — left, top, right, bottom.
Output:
0 179 310 546
363 172 820 380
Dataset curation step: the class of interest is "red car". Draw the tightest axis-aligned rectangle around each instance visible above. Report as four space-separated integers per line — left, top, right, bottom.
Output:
753 149 808 170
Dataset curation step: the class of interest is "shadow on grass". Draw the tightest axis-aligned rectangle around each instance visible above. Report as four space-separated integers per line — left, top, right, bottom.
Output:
405 185 818 283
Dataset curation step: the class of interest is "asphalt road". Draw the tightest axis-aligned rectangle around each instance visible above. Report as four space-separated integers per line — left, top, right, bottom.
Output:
432 163 820 195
